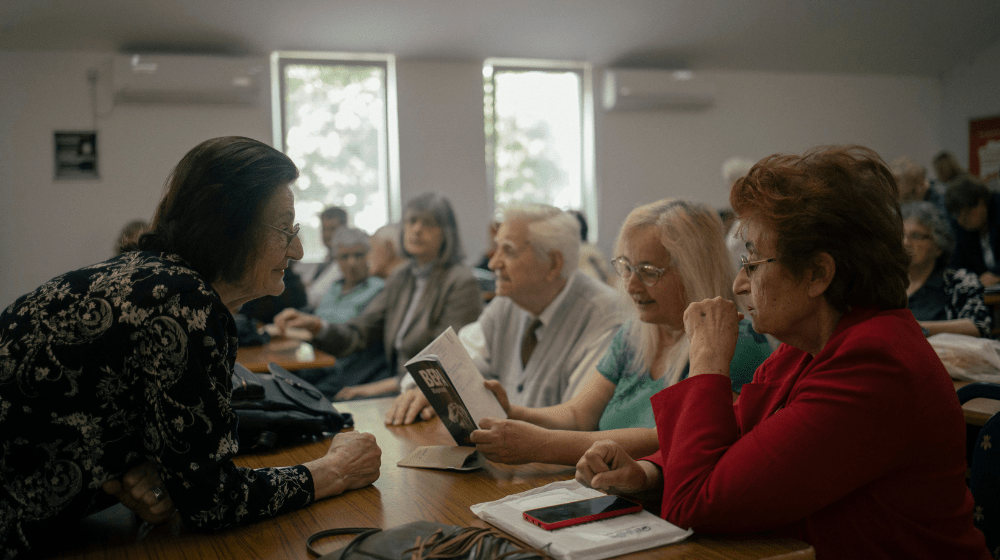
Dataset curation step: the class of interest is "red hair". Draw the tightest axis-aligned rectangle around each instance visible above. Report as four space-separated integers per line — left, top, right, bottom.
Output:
730 145 908 312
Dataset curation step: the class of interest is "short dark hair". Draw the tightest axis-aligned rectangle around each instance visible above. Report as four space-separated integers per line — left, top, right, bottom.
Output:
944 178 989 215
138 136 299 284
400 192 465 267
731 145 908 312
569 210 589 242
320 206 348 224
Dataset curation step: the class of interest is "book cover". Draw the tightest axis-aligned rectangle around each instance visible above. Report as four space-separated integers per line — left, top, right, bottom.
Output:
404 327 507 447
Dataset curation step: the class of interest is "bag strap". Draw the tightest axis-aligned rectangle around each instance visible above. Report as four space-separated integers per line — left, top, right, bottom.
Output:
307 527 380 559
405 526 554 560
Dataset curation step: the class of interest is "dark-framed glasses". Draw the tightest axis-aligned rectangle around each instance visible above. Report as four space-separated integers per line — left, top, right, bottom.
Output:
611 257 666 286
740 255 775 277
265 223 300 249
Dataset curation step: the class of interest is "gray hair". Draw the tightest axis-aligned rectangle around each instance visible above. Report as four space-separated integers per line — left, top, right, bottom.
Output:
372 223 400 244
900 201 954 267
331 226 370 252
401 192 465 267
498 204 580 280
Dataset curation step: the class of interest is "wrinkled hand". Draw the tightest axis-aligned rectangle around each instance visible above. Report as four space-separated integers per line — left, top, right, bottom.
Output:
273 308 323 336
470 417 545 464
683 297 742 377
102 461 176 525
575 440 650 497
335 384 381 402
384 389 436 425
482 380 512 416
314 431 381 498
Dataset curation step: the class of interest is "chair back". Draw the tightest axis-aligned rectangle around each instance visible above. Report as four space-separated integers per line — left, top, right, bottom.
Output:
958 382 1000 558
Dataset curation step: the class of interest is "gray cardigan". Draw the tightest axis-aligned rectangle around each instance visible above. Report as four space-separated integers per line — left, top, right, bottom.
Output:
312 261 483 376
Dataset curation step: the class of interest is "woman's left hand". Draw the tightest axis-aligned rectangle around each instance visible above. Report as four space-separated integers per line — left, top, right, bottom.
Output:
102 461 176 524
470 418 545 464
683 297 743 378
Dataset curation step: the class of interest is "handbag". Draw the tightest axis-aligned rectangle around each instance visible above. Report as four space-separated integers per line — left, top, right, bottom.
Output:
306 520 555 560
230 362 353 453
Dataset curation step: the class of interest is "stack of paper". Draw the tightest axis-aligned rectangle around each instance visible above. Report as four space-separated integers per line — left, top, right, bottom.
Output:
471 480 692 560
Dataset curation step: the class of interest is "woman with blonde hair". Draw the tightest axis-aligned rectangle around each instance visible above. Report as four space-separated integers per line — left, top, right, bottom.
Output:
470 198 771 465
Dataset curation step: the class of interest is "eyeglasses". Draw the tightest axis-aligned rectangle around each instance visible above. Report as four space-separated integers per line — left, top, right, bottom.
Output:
336 250 368 261
611 257 666 286
265 223 300 249
740 255 775 277
904 232 932 242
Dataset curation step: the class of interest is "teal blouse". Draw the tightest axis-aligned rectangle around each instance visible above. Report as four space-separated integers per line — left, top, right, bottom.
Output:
596 320 771 430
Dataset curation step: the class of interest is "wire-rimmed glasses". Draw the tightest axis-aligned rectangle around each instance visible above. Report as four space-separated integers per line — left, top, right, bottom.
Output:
611 257 666 286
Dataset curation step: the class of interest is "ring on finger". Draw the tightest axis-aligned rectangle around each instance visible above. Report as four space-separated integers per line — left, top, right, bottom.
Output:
150 486 165 503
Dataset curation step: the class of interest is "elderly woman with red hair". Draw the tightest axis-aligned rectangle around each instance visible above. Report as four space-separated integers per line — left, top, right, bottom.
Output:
576 146 989 559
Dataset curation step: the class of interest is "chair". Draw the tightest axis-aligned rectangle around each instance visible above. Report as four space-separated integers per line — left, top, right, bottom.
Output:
957 382 1000 558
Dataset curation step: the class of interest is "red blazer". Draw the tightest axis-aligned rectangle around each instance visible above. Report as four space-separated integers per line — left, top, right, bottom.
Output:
644 307 989 559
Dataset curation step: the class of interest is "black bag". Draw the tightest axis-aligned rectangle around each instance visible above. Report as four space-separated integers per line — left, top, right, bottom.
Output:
306 521 554 560
231 362 353 453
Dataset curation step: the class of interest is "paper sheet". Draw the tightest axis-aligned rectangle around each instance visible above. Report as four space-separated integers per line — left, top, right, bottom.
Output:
471 480 692 560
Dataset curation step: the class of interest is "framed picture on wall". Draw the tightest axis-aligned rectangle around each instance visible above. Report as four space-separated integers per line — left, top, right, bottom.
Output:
969 116 1000 183
54 131 99 179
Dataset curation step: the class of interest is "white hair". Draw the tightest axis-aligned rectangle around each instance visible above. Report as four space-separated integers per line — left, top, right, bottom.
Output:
722 157 757 187
498 204 580 280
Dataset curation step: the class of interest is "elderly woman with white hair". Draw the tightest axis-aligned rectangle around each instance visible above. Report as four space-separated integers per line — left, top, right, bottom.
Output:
902 201 991 337
469 199 772 465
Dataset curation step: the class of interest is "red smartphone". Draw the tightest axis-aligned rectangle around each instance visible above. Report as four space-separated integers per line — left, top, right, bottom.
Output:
522 495 642 530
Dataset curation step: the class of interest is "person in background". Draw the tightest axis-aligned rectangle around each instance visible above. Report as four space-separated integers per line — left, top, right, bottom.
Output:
902 201 991 337
944 178 1000 287
304 206 348 309
387 203 625 425
114 219 148 255
469 199 772 466
933 150 971 189
570 210 614 287
368 223 405 280
0 137 381 558
575 145 989 560
297 226 390 398
890 156 948 217
274 192 482 400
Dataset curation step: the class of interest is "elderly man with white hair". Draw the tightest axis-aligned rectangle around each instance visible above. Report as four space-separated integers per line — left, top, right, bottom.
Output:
386 204 626 425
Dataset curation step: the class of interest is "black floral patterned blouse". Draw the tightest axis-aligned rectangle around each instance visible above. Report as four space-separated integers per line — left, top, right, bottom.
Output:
908 267 993 337
0 252 313 558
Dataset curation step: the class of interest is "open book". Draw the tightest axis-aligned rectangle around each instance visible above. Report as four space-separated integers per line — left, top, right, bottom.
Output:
403 327 507 446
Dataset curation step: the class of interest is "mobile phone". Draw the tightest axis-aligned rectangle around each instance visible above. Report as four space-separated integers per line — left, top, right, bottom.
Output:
522 495 642 530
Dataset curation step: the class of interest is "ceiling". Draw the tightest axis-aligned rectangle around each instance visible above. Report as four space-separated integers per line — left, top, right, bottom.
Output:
2 0 998 76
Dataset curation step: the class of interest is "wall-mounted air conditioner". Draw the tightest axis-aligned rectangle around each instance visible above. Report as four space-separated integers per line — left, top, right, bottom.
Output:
112 54 265 105
602 69 715 111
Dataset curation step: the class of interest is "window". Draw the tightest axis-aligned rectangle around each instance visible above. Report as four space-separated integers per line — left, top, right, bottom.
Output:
272 52 400 262
483 59 596 237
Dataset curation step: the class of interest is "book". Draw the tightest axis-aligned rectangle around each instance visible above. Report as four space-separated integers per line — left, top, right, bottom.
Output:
471 480 692 560
403 327 507 446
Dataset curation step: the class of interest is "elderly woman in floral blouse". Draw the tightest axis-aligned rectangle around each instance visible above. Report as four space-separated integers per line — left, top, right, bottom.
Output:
0 137 381 558
902 201 992 337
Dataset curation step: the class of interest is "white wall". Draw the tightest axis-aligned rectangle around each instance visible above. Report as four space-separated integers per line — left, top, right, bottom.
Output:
595 70 942 253
940 37 1000 173
0 50 946 307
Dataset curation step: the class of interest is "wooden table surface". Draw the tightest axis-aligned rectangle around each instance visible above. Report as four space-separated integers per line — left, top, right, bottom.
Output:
52 398 813 560
236 336 336 373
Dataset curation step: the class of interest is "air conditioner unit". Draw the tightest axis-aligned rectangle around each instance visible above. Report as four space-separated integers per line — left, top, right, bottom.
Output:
602 69 715 111
112 54 265 105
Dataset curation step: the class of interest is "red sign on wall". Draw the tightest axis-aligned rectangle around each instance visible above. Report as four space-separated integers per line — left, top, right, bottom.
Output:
969 115 1000 181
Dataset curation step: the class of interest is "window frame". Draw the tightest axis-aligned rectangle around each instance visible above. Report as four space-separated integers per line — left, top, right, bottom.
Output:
483 58 597 240
270 51 402 243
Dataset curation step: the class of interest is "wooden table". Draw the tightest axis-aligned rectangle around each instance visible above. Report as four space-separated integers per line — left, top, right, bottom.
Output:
956 380 1000 426
52 398 813 560
237 336 336 373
